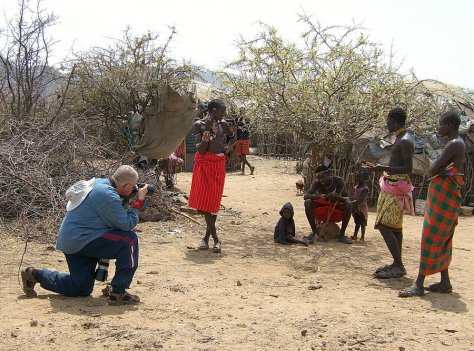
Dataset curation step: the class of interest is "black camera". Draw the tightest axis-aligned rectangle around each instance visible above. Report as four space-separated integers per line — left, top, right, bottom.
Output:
121 183 155 205
133 183 156 211
133 183 156 194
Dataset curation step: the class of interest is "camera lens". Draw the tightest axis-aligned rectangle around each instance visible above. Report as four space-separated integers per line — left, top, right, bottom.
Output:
95 259 110 282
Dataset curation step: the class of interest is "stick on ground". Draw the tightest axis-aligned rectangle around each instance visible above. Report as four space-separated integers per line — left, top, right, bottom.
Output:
170 207 203 226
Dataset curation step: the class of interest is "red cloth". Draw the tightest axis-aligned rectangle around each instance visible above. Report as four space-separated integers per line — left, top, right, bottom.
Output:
132 199 144 211
313 199 344 223
175 142 185 158
188 152 226 213
236 140 250 157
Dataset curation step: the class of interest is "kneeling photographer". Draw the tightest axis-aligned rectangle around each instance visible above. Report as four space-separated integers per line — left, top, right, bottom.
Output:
21 165 150 305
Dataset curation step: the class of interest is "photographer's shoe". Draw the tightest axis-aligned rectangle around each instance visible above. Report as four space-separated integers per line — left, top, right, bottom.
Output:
21 267 38 297
107 291 140 306
101 283 112 297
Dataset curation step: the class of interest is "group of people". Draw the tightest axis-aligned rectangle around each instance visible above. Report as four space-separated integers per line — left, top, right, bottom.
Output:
360 106 465 298
273 106 465 298
21 101 465 304
274 165 370 246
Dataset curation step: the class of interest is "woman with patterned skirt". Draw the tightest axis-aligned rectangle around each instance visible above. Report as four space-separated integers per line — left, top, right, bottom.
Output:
399 111 465 297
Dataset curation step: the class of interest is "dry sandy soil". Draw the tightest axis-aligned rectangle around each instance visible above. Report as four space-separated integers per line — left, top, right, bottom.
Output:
1 157 474 351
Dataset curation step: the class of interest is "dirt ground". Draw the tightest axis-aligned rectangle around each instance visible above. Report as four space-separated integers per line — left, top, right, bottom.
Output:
1 157 474 351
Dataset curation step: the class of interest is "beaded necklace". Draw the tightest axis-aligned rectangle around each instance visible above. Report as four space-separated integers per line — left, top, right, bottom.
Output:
394 127 406 137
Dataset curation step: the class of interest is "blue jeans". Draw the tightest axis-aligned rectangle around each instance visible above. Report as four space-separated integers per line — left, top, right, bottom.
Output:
39 230 139 297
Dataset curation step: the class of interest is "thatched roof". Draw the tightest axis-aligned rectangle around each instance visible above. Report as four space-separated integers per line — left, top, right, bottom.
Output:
419 80 474 116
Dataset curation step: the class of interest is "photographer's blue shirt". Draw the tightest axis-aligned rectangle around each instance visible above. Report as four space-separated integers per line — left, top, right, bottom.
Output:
56 178 139 254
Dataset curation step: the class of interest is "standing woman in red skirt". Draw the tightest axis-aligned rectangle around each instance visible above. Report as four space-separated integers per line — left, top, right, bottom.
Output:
188 99 234 252
235 116 255 175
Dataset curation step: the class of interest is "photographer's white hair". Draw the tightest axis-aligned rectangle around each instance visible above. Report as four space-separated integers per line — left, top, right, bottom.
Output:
112 165 138 184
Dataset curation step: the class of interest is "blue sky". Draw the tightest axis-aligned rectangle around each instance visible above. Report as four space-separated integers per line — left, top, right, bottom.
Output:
2 0 473 89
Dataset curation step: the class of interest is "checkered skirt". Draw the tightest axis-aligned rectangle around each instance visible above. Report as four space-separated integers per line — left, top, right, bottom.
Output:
419 169 463 276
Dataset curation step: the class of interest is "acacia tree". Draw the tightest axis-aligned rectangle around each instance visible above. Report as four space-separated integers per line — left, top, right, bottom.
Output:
221 15 441 163
0 0 59 120
70 27 198 146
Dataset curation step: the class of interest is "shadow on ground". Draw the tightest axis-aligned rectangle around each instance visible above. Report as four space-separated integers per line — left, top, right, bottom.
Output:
18 294 139 315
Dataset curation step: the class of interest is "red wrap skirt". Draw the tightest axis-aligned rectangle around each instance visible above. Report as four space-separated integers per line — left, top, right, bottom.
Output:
236 140 250 157
313 199 344 223
188 152 226 213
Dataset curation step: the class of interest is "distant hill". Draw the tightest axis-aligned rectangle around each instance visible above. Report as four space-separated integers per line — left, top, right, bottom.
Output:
195 67 226 89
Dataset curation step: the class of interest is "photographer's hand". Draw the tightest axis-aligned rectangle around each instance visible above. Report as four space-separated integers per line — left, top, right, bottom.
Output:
136 184 148 200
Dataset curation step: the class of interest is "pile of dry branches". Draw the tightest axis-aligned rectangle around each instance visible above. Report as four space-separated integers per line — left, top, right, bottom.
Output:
0 115 183 240
133 168 178 223
0 116 123 239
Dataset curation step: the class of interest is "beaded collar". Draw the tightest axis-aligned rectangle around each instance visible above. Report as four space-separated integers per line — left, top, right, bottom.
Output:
394 127 406 137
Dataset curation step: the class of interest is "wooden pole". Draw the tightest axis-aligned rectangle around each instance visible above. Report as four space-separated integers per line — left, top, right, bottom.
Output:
170 207 203 226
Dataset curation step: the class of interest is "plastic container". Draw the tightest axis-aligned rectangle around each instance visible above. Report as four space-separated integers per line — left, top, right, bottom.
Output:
249 147 258 155
460 206 473 216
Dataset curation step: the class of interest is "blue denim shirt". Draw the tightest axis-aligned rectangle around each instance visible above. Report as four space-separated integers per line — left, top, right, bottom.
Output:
56 178 139 254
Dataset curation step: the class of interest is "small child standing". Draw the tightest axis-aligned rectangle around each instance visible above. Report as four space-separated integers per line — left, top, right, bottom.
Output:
351 170 370 242
274 202 309 246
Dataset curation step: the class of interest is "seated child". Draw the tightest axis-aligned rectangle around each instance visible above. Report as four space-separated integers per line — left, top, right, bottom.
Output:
274 202 309 246
351 169 369 242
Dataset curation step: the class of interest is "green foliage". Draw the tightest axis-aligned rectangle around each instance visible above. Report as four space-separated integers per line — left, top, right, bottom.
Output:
221 15 442 151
